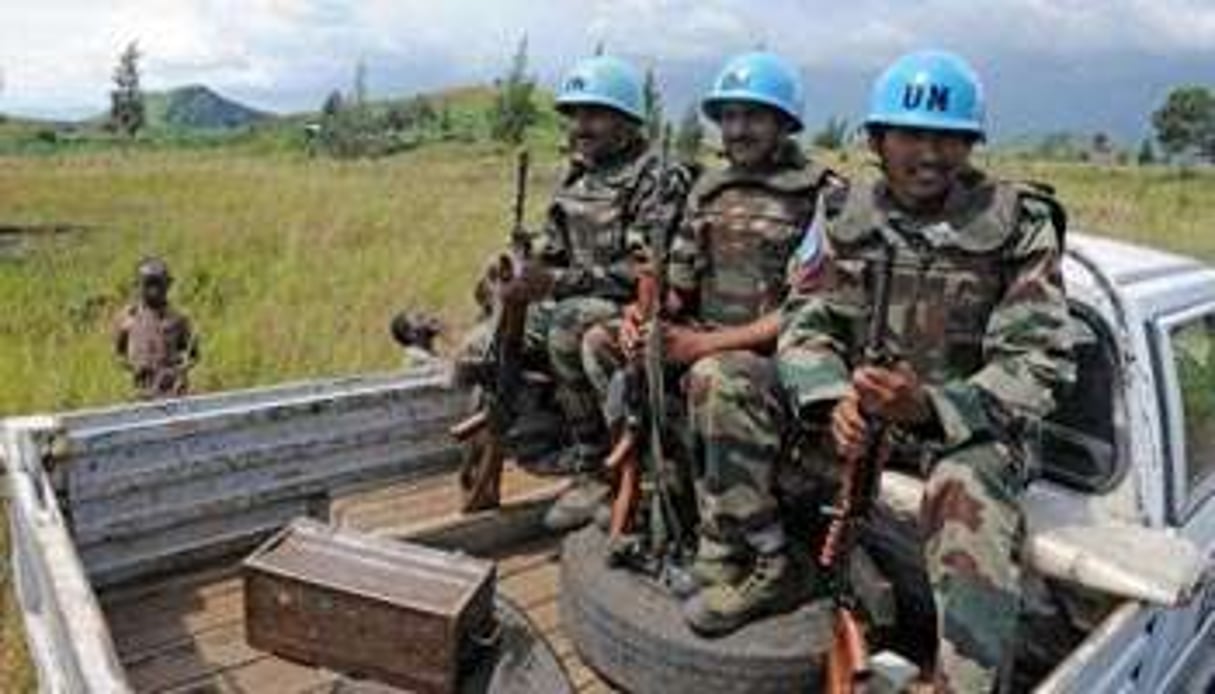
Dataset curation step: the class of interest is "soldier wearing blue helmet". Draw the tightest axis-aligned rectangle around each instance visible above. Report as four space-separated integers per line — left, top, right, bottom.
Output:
462 55 689 529
779 50 1073 692
584 50 842 635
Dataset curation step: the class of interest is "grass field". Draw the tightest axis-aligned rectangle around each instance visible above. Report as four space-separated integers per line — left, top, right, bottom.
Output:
2 146 1212 416
0 141 1213 689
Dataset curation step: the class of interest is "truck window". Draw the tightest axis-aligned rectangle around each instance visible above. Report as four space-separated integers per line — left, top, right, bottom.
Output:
1171 314 1215 495
1039 309 1121 492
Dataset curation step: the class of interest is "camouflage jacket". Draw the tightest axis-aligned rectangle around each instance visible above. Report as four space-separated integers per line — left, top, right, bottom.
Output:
778 169 1075 449
539 140 675 302
669 143 836 327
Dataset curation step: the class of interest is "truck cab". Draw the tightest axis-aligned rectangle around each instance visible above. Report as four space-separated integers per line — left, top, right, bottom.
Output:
1021 233 1215 692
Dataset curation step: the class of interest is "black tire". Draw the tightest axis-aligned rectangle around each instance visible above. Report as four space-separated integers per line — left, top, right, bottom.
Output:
560 527 833 694
463 594 574 694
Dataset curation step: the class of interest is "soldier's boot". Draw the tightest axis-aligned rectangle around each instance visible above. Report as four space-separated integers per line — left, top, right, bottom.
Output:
683 523 804 636
544 472 611 532
682 549 800 636
543 385 612 533
671 536 747 599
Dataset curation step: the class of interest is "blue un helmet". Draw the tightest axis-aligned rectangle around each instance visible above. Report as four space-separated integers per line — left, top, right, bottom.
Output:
865 50 986 139
701 51 805 132
554 55 646 123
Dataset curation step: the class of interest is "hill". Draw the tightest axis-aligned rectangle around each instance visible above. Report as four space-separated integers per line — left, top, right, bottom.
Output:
145 85 273 130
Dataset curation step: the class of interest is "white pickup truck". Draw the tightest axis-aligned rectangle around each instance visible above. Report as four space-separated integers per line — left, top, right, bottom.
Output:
4 232 1215 693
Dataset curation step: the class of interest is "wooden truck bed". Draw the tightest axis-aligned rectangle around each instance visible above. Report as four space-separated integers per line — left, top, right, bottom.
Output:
97 466 612 693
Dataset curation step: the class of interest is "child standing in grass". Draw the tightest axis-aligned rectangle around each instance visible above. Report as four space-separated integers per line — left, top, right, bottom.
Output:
113 257 199 400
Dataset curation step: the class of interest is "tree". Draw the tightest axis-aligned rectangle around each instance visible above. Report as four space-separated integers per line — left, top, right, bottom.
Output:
439 104 453 134
385 103 410 132
353 59 369 109
812 116 850 151
1152 86 1215 162
109 41 146 138
643 67 663 143
1137 138 1157 165
489 35 539 144
321 90 344 118
674 104 704 163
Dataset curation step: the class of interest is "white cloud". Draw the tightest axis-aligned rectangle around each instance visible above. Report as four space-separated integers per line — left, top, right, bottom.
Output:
0 0 1210 118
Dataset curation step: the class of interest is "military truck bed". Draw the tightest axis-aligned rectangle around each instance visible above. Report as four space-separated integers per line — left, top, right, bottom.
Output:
97 466 612 693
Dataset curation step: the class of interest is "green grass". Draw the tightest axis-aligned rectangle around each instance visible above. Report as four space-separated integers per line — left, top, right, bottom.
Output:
0 142 565 414
1 146 1212 416
0 140 1212 689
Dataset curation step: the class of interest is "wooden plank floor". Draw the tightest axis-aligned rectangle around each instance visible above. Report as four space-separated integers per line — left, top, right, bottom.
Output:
99 466 616 693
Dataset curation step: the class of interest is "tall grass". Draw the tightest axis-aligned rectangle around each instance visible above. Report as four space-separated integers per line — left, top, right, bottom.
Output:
0 143 561 414
0 146 1211 414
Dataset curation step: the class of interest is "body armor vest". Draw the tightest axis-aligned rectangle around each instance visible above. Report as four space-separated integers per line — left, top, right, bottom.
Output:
827 176 1063 384
549 149 659 267
688 163 829 326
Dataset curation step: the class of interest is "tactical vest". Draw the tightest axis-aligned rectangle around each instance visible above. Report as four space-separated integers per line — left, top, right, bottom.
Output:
827 176 1065 384
688 162 830 326
549 149 660 267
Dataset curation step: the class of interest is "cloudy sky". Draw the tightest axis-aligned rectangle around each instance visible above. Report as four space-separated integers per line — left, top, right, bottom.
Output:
2 0 1213 141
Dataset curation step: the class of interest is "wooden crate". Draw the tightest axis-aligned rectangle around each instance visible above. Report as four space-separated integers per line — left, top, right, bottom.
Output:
244 518 496 693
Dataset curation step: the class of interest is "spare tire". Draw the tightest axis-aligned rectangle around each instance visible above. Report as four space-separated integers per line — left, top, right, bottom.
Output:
560 527 832 694
462 593 574 694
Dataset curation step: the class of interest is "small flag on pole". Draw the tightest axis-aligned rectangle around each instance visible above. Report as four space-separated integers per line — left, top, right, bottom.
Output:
790 193 829 292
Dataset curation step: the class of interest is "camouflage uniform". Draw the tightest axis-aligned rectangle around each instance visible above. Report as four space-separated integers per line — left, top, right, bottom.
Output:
778 170 1074 692
114 302 198 399
462 140 667 468
587 144 834 548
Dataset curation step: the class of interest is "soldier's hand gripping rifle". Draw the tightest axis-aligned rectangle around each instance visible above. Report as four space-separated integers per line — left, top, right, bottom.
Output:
605 126 688 562
451 149 532 511
821 239 897 694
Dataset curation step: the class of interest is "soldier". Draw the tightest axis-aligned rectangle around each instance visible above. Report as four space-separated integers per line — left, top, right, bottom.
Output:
777 51 1074 692
465 55 672 530
113 257 199 399
586 51 840 635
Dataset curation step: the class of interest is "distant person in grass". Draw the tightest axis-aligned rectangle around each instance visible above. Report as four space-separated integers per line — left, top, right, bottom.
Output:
113 257 199 400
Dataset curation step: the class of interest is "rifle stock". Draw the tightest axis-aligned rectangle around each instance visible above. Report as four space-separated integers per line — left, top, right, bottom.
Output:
450 410 489 442
604 124 694 554
821 240 897 694
826 607 869 693
606 266 657 540
456 148 532 512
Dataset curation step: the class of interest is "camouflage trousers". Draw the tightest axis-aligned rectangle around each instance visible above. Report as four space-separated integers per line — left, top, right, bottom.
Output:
581 326 786 551
458 296 620 468
919 440 1026 694
684 351 786 549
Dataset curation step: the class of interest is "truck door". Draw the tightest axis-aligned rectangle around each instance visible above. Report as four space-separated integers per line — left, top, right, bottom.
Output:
1150 303 1215 691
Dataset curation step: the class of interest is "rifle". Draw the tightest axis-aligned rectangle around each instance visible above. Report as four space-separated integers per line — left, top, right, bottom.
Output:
606 125 688 562
821 239 897 694
452 148 532 512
